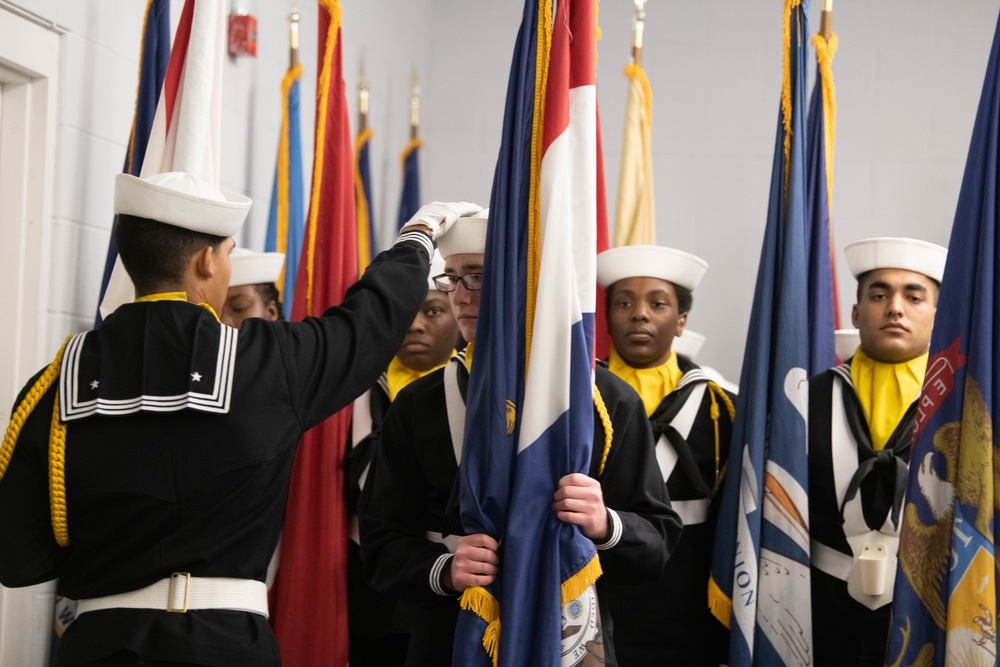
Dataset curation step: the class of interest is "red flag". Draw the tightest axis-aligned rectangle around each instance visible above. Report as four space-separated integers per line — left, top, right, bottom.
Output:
269 1 356 665
594 103 611 361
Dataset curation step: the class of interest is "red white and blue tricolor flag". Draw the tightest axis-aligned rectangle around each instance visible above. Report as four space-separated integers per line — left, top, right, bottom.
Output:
95 0 171 327
455 1 602 665
709 1 814 665
264 61 305 320
886 8 1000 665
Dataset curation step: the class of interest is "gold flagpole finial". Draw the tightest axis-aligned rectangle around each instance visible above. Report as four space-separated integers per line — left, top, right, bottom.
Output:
359 47 370 132
631 0 646 67
288 4 300 69
409 65 421 140
820 0 833 40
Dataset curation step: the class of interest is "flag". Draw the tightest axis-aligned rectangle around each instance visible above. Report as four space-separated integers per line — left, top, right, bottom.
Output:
594 105 612 364
708 1 814 665
354 126 377 271
885 9 1000 665
453 1 601 665
396 138 421 229
264 62 305 320
613 62 655 247
804 28 839 373
268 1 355 665
94 0 171 326
98 0 227 319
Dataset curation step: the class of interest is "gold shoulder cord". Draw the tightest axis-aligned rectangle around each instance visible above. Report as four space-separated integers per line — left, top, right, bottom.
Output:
0 336 72 546
707 381 736 493
593 385 613 476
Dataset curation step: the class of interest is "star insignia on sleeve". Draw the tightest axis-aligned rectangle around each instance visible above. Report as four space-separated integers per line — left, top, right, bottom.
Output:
90 380 99 390
191 372 203 382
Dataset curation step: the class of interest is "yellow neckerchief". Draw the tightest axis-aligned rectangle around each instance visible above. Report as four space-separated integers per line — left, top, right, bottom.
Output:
386 352 455 401
850 347 928 450
135 291 221 323
608 346 683 417
463 343 474 375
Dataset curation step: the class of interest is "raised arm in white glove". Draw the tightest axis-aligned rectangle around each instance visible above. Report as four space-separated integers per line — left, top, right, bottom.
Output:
399 201 484 241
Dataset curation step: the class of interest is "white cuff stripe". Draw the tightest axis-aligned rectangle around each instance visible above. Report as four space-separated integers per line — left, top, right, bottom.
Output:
594 509 623 550
429 553 453 596
395 230 434 259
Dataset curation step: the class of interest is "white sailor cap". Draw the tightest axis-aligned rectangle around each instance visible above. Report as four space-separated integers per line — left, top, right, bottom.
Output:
428 251 446 291
228 248 285 287
437 209 489 259
835 328 861 361
672 330 706 360
114 171 252 237
596 245 708 291
844 237 947 283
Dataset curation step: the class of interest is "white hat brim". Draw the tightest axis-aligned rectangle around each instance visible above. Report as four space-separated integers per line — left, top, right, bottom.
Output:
114 173 251 237
597 245 708 291
438 216 488 258
835 328 861 361
844 237 947 283
672 330 706 360
229 250 285 287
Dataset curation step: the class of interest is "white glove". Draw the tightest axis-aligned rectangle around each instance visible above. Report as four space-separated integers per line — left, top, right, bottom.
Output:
401 201 484 240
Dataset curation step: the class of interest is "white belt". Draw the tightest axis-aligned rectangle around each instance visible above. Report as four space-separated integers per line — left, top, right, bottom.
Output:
810 540 853 581
76 574 269 618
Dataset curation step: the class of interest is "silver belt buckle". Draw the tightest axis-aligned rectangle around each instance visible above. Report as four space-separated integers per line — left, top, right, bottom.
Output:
167 572 191 612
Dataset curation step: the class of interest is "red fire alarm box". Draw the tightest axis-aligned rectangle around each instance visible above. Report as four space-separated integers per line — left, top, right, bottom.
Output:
228 13 257 57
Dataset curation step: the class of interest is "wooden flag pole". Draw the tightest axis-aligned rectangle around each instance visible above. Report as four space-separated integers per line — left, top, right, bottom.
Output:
409 65 420 140
358 48 369 133
631 0 646 68
820 0 833 40
288 4 299 69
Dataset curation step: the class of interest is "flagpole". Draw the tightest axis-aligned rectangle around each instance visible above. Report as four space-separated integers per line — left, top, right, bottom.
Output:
288 4 299 69
409 65 420 141
358 49 369 133
631 0 646 67
820 0 833 40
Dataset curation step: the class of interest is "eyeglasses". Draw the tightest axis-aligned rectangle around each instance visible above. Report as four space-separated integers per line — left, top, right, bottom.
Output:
432 272 484 292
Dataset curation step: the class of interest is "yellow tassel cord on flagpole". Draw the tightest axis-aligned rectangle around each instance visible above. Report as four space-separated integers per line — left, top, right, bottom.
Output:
593 384 613 476
781 0 803 203
812 32 838 214
125 0 157 173
622 64 652 124
706 382 735 494
707 574 733 630
0 337 71 545
459 586 502 667
354 128 374 274
303 0 343 316
399 137 423 168
525 0 554 373
275 63 304 299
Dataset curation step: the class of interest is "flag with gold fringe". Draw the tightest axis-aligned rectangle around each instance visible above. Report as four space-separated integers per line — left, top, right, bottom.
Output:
885 8 1000 666
708 1 814 665
264 55 305 320
396 138 421 230
354 125 376 271
268 1 355 665
613 56 655 246
453 0 603 665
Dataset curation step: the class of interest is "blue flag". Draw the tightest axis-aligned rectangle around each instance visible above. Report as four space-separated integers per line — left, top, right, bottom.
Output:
886 9 1000 665
805 31 838 375
264 63 305 320
94 0 170 327
708 1 814 665
396 138 421 230
454 1 602 665
354 128 377 270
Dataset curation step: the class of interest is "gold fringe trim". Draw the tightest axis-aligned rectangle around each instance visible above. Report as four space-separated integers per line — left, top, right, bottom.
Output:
812 32 838 215
354 128 374 274
593 384 613 476
708 574 733 630
781 0 803 204
459 586 502 667
525 0 554 375
562 552 603 606
399 137 423 167
622 64 652 124
276 63 304 299
707 382 735 493
304 0 343 317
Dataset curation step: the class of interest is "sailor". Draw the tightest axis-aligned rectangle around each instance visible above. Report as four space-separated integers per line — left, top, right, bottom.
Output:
221 248 285 328
0 173 477 666
808 236 946 667
595 245 735 666
345 251 459 666
358 213 681 667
